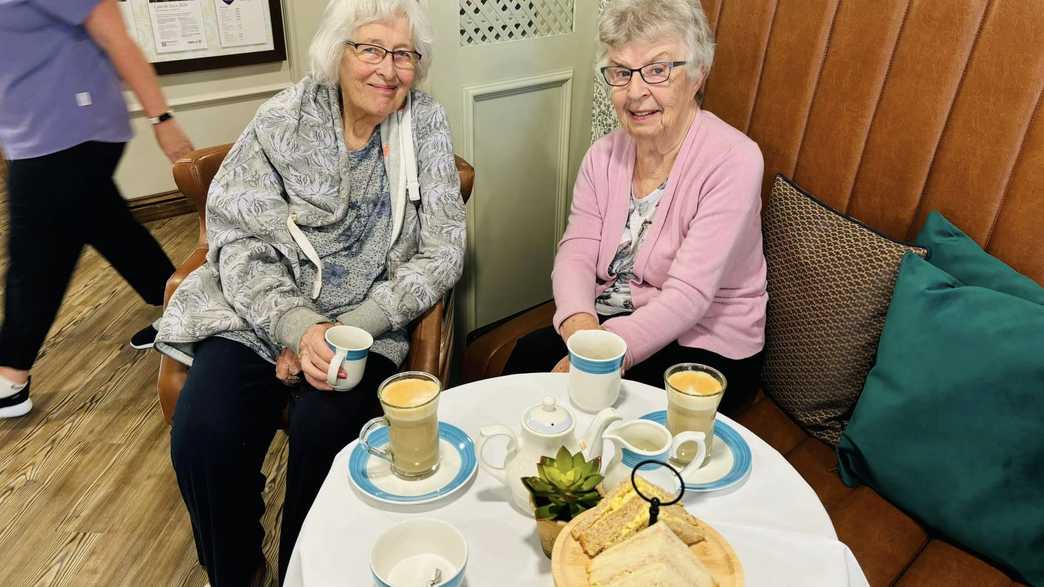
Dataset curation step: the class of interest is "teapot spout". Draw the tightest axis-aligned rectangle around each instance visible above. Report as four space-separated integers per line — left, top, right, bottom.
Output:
578 407 622 461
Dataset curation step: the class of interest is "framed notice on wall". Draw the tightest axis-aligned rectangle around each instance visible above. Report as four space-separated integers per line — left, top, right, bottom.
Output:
118 0 286 75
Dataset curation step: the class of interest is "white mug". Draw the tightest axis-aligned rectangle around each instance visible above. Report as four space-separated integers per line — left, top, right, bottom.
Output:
324 325 373 391
566 329 627 413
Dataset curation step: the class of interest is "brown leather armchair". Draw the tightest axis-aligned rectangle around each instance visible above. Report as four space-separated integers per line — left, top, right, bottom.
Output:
157 144 474 425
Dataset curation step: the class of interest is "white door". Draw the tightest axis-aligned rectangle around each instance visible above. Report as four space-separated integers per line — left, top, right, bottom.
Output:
422 0 599 340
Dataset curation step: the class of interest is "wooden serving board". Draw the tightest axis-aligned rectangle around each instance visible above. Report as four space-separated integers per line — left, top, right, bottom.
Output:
551 508 743 586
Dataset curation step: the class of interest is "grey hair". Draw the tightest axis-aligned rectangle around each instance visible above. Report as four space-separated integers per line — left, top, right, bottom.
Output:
596 0 715 83
309 0 434 86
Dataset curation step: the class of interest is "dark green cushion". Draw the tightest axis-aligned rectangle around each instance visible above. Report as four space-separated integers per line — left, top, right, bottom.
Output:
916 211 1044 304
837 253 1044 585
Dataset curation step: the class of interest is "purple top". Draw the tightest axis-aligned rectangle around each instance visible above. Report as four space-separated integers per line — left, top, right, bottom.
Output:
0 0 132 160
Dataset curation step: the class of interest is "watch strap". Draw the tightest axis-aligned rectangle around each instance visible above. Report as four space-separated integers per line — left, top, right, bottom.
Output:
149 111 175 125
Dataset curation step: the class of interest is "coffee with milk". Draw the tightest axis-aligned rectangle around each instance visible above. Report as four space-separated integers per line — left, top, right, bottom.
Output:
665 365 726 464
359 372 443 480
381 377 441 478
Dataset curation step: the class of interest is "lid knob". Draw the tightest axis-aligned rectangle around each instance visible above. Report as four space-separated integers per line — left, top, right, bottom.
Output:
523 396 574 436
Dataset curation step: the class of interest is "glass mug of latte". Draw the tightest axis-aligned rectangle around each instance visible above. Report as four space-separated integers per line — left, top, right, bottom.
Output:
359 371 442 480
664 363 727 467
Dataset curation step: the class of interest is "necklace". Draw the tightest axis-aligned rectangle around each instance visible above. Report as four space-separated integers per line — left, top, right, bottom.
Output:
338 133 381 210
633 107 698 195
352 136 381 198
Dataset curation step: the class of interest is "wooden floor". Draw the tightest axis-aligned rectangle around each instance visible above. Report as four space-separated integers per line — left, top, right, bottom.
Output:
0 205 288 586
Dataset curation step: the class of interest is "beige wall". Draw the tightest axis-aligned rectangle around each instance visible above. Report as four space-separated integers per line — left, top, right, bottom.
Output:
116 0 326 199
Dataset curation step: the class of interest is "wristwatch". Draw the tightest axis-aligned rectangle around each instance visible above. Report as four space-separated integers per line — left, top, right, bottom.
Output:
148 110 175 125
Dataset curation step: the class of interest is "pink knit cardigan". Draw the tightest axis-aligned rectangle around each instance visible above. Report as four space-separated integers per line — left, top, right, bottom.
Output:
552 110 768 369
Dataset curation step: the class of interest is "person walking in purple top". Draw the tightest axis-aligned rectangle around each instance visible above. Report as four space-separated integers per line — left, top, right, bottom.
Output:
0 0 194 418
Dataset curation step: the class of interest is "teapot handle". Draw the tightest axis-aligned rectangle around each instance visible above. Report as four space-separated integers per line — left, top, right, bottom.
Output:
478 425 518 486
580 407 622 461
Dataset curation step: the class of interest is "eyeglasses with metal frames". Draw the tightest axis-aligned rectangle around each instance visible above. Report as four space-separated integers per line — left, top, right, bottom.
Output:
600 61 688 87
345 41 422 69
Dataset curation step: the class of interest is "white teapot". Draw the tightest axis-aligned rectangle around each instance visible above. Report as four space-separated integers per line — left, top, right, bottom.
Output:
478 397 621 515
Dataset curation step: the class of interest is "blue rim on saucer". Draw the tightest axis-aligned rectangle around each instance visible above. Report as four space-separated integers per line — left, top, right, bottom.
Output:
636 411 752 492
348 422 477 505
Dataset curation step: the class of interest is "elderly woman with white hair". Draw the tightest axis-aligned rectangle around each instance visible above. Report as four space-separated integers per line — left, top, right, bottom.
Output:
505 0 767 416
154 0 465 584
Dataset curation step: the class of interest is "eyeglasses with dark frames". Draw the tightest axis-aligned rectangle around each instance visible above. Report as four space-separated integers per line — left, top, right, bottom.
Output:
345 41 422 69
601 61 688 87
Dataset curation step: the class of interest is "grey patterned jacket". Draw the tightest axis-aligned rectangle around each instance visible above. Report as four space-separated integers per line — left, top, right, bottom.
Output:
154 77 466 366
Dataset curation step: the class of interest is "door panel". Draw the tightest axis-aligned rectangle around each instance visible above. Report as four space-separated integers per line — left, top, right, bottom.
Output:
423 0 598 338
469 73 573 326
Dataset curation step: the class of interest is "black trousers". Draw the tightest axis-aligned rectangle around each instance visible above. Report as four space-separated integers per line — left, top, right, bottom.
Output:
503 319 763 417
170 337 397 587
0 141 175 369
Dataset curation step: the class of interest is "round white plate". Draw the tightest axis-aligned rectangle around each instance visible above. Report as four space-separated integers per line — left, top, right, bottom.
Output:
348 422 477 505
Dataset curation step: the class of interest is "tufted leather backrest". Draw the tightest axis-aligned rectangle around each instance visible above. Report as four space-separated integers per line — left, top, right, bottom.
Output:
698 0 1044 284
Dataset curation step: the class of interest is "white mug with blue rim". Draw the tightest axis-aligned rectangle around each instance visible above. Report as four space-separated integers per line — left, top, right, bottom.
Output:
325 325 373 391
566 329 627 412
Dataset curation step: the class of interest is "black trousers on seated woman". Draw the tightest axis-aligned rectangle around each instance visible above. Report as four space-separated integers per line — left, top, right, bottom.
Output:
170 337 397 587
502 320 763 418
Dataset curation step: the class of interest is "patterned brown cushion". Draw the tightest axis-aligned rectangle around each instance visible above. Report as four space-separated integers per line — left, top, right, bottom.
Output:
761 175 926 445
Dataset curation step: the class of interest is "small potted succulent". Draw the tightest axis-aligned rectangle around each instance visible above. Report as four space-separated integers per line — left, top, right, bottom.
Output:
521 446 603 557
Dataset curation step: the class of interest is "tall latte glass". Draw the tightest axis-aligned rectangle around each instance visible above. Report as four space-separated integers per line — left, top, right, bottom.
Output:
664 364 727 466
359 371 442 480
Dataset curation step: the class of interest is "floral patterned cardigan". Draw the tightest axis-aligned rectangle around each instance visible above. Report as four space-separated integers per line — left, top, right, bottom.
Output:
154 77 466 366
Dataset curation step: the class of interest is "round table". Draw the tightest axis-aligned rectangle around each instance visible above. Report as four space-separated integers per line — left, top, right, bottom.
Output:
285 374 868 586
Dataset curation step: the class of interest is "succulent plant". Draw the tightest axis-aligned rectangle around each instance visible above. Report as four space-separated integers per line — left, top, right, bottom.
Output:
521 446 603 522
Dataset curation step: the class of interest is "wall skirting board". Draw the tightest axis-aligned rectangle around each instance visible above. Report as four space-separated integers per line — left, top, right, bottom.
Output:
129 191 195 223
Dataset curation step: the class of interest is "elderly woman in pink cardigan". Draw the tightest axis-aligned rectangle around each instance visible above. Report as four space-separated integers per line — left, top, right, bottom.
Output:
504 0 767 415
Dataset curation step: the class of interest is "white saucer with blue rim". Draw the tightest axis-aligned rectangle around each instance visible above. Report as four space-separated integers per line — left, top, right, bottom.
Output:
634 411 752 492
348 422 477 506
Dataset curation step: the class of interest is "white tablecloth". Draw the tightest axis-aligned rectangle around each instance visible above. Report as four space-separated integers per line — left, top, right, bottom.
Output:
286 373 868 586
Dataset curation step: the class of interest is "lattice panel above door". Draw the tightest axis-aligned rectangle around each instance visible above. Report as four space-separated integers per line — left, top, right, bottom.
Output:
591 0 618 141
460 0 575 46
